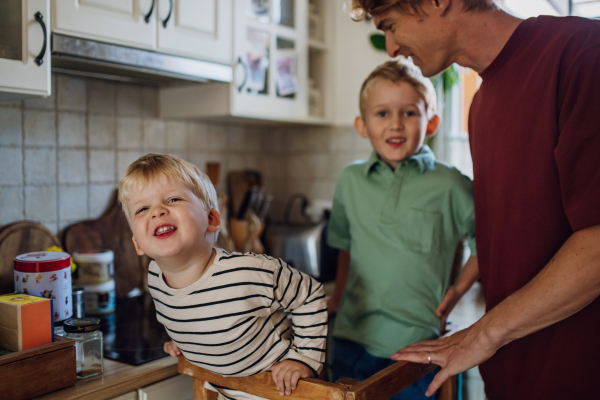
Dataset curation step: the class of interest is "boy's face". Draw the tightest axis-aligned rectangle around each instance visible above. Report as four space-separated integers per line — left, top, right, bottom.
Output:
356 79 439 170
126 175 220 264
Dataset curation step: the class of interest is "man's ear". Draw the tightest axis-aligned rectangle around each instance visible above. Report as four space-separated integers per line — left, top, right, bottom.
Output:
426 114 440 138
431 0 451 16
132 236 145 256
206 209 221 233
355 116 369 139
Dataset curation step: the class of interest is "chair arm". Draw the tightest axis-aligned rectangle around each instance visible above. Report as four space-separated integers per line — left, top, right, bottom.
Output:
178 356 348 400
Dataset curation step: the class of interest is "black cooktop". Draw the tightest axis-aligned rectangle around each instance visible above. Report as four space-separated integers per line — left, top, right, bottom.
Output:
98 294 171 366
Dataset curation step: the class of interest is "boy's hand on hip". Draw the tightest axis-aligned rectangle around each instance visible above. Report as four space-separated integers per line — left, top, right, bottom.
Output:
271 360 315 396
437 286 460 333
163 340 181 357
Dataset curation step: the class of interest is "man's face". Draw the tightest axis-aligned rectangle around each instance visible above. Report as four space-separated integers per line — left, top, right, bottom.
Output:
127 175 218 264
356 79 438 170
373 4 453 77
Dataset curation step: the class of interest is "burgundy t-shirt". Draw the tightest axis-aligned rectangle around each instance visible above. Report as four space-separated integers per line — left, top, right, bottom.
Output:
469 16 600 399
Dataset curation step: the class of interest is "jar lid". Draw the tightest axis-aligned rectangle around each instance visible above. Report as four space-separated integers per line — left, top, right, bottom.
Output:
63 317 100 333
81 279 115 292
73 249 114 263
14 252 71 273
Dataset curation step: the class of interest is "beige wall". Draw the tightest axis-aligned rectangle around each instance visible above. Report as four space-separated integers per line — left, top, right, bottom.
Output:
0 74 372 234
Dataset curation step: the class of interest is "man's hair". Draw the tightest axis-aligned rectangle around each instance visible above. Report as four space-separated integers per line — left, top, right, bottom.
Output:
359 59 437 118
118 153 218 223
351 0 496 19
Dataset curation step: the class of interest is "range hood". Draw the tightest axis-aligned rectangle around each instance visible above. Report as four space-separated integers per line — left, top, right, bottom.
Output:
51 34 232 85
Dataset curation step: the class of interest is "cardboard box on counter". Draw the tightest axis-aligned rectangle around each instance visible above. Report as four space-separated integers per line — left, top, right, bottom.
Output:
0 293 53 351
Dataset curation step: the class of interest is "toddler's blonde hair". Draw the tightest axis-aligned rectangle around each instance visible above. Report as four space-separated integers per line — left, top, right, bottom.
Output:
359 59 437 119
118 153 218 224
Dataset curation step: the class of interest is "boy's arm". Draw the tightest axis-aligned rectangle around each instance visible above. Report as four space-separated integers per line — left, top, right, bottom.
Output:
327 249 350 315
272 259 327 377
437 256 479 332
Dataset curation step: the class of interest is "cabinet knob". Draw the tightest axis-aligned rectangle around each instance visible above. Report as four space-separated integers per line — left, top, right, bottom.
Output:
34 12 47 67
144 0 156 24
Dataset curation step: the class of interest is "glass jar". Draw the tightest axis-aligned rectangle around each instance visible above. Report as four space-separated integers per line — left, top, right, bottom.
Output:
63 317 104 379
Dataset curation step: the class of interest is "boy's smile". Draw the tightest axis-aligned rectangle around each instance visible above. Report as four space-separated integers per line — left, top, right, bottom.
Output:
126 175 220 271
355 79 439 170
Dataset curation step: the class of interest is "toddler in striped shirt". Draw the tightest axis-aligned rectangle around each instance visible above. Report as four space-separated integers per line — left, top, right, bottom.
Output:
118 153 327 399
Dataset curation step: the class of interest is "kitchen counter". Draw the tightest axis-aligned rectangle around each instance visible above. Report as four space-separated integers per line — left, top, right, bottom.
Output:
34 356 179 400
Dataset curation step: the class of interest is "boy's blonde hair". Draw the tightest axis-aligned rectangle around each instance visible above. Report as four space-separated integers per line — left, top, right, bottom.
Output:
350 0 496 19
118 153 218 223
359 59 437 118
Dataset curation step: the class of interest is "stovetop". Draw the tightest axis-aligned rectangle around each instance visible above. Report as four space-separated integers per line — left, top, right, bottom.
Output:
98 294 171 366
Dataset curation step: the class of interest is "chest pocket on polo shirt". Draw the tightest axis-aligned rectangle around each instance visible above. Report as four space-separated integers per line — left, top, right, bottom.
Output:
402 208 443 254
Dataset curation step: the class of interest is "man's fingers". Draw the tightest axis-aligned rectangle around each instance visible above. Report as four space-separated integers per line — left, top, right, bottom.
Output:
425 369 449 397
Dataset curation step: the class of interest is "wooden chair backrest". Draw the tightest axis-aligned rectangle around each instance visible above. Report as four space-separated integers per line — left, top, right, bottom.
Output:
178 356 456 400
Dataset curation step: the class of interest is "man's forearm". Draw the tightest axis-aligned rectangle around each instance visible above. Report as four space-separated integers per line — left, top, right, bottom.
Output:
479 224 600 348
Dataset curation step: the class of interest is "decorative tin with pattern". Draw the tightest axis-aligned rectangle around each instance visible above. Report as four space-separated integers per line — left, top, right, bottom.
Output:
14 251 73 322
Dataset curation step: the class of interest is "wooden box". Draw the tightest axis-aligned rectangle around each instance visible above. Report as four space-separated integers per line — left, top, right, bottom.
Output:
0 336 76 399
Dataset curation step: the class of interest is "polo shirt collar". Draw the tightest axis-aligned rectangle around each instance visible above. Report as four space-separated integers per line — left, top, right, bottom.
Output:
365 145 435 175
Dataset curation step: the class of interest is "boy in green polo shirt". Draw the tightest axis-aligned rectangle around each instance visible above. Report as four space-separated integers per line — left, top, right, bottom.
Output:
327 60 479 399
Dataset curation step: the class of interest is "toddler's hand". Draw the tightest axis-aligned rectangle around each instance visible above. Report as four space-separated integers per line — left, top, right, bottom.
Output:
163 340 181 357
271 360 315 396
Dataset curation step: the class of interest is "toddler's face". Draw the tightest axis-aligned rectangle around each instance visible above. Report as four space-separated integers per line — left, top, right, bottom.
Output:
126 175 217 263
356 79 438 170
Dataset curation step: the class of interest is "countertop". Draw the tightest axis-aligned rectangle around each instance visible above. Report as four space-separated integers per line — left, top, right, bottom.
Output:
33 356 179 400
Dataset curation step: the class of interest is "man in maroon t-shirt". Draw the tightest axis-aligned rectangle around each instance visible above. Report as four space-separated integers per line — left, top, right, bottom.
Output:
351 0 600 399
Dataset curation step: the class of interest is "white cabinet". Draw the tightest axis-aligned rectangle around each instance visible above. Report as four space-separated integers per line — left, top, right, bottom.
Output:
138 374 194 400
157 0 232 64
160 0 333 124
110 390 138 400
52 0 157 49
52 0 232 64
0 0 51 100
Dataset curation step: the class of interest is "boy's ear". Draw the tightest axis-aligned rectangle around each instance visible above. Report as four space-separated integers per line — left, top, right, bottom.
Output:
425 114 440 138
132 236 145 256
206 209 221 233
355 116 369 139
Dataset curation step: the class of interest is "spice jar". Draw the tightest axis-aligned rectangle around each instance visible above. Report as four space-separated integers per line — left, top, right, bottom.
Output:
63 317 103 379
72 249 114 285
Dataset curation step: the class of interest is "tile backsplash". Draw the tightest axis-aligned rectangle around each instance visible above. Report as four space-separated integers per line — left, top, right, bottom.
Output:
0 74 372 235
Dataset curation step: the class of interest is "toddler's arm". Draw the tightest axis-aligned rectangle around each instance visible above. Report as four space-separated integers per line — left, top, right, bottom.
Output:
273 260 327 385
163 340 181 357
327 249 350 315
437 256 479 332
271 360 315 396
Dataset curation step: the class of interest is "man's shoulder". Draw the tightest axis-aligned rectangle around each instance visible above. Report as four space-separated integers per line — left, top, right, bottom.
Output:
529 16 600 52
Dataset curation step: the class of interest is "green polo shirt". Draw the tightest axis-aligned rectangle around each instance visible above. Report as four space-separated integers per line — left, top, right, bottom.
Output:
327 145 476 358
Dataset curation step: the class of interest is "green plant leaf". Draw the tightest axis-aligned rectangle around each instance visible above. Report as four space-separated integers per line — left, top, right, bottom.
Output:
370 33 386 51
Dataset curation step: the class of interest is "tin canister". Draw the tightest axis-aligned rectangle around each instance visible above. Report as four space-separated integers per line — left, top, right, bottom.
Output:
72 250 114 285
14 251 73 322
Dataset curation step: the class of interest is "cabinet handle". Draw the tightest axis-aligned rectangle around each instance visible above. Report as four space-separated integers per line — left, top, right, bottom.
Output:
144 0 156 23
235 56 248 93
162 0 173 28
34 12 47 66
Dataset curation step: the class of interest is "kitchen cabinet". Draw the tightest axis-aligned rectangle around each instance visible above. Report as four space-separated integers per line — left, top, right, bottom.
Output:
52 0 232 64
138 374 193 400
110 391 138 400
0 0 51 100
160 0 333 124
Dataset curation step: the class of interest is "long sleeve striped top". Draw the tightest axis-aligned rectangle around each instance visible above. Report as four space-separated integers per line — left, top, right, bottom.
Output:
148 248 327 400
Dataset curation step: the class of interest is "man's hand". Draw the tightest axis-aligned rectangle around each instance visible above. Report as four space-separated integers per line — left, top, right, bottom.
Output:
391 321 498 396
271 360 315 396
163 340 181 357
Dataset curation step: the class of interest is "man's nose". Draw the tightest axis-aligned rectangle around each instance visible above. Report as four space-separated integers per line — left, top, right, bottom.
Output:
385 31 400 58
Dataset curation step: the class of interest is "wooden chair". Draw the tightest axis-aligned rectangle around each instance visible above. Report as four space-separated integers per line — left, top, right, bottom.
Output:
178 356 457 400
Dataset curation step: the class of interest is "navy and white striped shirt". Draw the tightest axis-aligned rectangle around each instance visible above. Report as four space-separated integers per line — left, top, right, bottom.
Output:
148 248 327 400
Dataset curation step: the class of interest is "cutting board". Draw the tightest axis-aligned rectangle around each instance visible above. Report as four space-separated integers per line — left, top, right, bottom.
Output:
0 221 61 296
63 190 151 298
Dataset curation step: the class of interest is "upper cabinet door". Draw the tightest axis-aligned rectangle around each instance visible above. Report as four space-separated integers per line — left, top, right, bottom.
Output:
52 0 157 49
0 0 51 99
157 0 232 64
